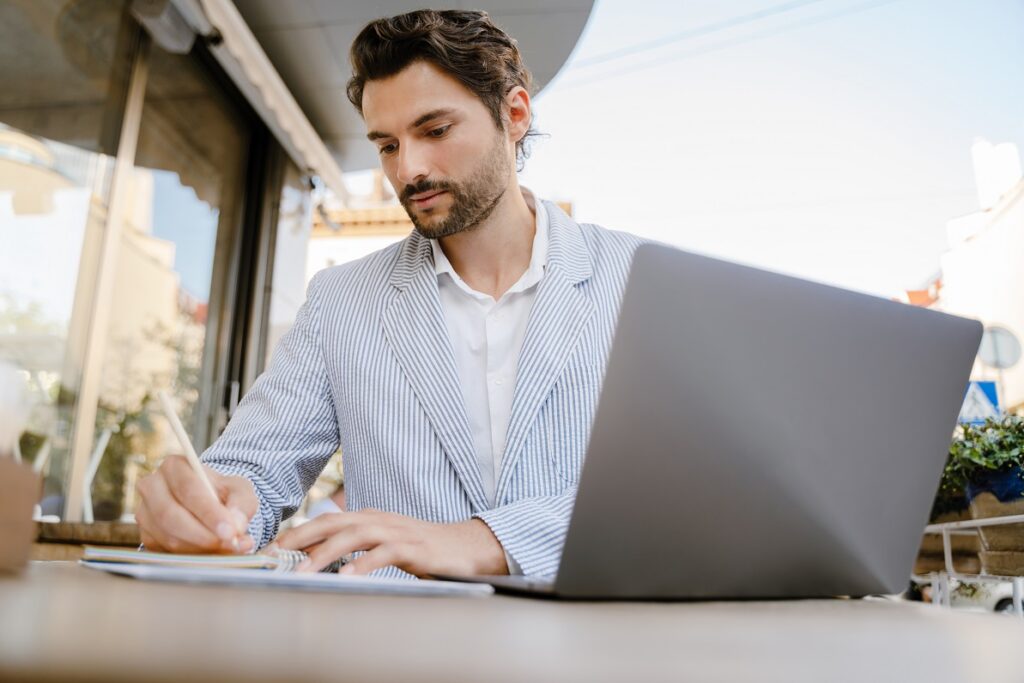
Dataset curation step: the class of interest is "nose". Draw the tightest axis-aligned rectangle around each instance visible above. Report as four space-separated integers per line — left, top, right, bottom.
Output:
396 140 430 187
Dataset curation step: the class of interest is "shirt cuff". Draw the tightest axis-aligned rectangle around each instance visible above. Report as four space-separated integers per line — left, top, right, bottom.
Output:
504 549 522 575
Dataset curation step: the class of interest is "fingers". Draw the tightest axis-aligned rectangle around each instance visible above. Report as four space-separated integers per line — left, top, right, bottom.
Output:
275 512 349 551
136 457 256 554
277 511 391 573
232 534 254 554
297 523 385 573
338 545 411 577
134 475 223 552
160 456 242 543
135 498 172 551
271 511 437 575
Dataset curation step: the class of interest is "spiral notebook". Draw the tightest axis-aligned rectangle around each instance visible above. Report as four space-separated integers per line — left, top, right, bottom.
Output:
82 545 320 571
80 546 494 597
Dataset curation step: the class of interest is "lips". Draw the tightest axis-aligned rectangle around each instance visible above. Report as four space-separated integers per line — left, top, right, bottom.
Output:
410 190 446 203
409 190 448 209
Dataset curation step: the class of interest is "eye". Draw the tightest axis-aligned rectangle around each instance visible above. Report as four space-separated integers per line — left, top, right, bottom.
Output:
427 125 451 138
379 142 397 156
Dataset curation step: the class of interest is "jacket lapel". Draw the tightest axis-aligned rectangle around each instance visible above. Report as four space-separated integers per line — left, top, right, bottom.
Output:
380 233 489 513
495 204 595 503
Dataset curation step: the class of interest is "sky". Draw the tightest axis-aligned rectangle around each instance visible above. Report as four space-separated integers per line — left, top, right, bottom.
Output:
151 170 218 301
158 0 1024 302
508 0 1024 297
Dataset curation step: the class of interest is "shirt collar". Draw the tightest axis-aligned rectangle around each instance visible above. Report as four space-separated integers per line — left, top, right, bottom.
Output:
430 190 549 296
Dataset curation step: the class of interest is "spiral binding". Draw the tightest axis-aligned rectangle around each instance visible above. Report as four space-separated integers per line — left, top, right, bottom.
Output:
268 547 346 573
269 548 309 572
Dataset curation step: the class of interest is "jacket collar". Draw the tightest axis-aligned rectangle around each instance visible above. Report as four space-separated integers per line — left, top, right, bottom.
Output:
387 199 592 291
382 199 595 509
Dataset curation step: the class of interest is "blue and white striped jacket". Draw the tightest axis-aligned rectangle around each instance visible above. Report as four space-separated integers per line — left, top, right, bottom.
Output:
203 201 644 578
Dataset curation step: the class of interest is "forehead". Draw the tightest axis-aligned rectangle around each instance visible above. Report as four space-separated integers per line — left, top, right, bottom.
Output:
361 60 490 133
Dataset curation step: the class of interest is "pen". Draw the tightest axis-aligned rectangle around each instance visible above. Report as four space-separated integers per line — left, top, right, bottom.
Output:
156 390 240 550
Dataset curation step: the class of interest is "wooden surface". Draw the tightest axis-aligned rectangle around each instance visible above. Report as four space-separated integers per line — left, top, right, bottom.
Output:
1 562 1022 683
31 519 142 561
36 521 141 546
29 542 87 562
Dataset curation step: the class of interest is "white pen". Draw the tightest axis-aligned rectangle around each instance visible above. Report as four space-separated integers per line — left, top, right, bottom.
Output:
156 390 240 551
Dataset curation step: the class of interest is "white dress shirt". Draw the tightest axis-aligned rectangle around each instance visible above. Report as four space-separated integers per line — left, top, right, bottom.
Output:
430 196 549 512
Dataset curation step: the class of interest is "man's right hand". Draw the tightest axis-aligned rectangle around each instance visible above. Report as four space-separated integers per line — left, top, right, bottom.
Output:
135 455 259 554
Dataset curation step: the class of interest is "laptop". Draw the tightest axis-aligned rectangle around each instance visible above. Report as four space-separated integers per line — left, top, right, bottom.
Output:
446 243 982 600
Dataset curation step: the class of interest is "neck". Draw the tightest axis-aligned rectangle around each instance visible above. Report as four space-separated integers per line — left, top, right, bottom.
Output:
436 179 536 299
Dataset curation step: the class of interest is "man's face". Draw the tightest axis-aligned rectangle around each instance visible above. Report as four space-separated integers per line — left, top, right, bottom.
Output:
362 60 514 239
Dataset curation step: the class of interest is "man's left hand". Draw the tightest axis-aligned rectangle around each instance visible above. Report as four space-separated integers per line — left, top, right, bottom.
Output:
271 509 509 577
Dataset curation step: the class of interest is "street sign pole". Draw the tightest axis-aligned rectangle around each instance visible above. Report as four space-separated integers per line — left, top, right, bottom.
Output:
978 326 1021 416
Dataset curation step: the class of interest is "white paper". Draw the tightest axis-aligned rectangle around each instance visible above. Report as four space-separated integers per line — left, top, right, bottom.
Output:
80 560 494 597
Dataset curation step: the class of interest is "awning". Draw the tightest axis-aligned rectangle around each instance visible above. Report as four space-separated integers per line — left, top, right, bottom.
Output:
168 0 348 201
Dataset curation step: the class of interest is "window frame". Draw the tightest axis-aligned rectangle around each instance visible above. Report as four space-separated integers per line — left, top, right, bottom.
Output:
54 18 285 523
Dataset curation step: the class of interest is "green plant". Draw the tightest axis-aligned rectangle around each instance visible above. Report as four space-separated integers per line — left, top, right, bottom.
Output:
943 416 1024 494
91 394 158 521
930 474 970 519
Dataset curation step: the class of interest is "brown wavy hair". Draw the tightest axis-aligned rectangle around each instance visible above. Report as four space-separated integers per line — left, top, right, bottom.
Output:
346 9 539 169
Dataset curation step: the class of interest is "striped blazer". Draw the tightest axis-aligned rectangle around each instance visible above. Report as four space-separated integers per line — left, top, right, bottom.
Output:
203 201 645 578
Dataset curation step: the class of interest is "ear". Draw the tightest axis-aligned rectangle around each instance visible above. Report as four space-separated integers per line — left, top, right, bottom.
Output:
504 86 531 144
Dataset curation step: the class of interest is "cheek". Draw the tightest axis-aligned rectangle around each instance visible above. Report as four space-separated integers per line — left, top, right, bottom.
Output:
379 161 403 193
441 136 488 177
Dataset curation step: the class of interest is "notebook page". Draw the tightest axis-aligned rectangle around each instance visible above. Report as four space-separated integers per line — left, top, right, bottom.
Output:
80 561 495 597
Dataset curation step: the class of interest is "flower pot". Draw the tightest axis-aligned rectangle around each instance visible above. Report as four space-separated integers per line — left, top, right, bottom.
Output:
0 458 40 572
966 466 1024 575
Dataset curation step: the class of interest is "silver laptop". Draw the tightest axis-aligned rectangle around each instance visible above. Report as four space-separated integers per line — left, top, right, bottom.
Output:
448 243 982 599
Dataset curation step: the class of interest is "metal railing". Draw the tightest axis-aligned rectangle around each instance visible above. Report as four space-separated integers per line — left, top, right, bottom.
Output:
919 513 1024 617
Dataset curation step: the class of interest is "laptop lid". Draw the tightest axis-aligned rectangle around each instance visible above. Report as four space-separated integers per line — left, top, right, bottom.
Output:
554 243 982 599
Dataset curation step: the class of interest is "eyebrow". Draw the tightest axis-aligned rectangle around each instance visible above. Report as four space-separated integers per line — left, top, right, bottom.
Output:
366 108 457 141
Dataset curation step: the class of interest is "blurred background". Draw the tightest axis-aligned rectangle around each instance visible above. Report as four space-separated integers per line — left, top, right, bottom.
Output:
1 0 1021 535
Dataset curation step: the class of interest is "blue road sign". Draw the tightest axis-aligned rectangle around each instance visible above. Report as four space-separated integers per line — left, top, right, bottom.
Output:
959 381 1000 425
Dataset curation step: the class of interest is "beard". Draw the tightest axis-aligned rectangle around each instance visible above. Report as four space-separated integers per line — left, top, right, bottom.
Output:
398 133 511 240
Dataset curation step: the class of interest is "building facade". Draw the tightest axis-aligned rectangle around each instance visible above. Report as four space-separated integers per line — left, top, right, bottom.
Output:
902 141 1024 414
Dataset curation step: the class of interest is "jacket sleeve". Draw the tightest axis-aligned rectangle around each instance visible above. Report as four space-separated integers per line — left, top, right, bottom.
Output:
473 488 577 578
201 271 339 549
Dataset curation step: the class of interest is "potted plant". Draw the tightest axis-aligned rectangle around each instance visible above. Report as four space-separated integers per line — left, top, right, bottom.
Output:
945 416 1024 576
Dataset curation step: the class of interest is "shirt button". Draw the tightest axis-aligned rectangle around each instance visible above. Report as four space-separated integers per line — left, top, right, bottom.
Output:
495 378 504 386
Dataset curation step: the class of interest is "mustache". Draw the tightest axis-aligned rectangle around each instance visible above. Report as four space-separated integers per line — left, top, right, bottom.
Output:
400 179 455 203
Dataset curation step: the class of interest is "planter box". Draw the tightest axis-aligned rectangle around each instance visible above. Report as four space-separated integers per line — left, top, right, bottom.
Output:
966 467 1024 576
969 493 1024 552
919 510 981 554
915 509 981 574
978 550 1024 577
913 552 981 575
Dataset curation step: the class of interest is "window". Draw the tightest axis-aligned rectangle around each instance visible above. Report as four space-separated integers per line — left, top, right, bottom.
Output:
0 0 134 520
263 160 313 368
0 1 282 526
90 38 252 522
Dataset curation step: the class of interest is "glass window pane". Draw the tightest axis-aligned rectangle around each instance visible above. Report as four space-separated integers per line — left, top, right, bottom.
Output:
89 41 250 522
264 161 313 367
0 0 132 519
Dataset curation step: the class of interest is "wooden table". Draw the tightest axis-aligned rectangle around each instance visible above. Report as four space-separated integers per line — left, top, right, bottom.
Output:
1 562 1021 682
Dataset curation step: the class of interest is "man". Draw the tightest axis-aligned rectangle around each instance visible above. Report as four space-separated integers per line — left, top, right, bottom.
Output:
135 9 643 579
